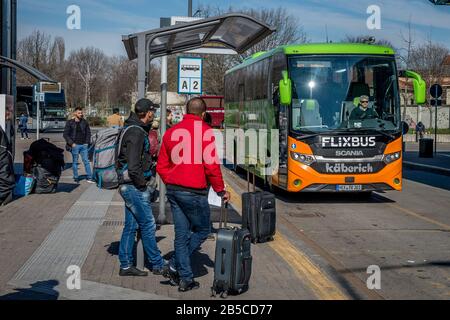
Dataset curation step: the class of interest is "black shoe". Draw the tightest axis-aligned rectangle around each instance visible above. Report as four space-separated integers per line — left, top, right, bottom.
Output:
178 279 200 292
119 266 148 277
152 263 169 276
163 265 180 286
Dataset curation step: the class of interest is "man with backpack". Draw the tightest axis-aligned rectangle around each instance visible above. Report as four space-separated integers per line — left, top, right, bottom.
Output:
117 98 168 277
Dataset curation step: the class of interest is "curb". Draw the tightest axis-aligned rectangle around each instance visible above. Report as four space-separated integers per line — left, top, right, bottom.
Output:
403 161 450 177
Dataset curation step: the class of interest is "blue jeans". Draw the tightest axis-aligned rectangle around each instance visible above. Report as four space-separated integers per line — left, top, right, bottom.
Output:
20 127 29 138
167 190 211 282
71 144 92 180
118 184 165 270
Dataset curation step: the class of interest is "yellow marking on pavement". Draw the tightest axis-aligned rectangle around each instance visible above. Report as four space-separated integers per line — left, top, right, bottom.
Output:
268 233 348 300
385 203 450 231
225 182 349 300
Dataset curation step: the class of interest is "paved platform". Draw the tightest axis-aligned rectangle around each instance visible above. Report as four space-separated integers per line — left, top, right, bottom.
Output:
403 142 450 176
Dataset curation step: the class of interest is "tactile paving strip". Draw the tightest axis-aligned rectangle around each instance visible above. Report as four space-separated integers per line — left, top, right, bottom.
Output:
9 184 115 288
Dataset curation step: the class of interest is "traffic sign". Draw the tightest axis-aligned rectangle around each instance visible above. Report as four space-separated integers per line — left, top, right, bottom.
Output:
178 57 202 94
430 84 443 99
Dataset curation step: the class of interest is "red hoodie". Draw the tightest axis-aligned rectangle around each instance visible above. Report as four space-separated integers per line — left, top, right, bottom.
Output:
156 114 225 194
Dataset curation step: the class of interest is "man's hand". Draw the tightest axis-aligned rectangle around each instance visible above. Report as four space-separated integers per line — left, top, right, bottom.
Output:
72 143 76 148
222 191 231 204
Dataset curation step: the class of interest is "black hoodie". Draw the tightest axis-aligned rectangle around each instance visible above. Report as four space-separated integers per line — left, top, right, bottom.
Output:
117 112 152 191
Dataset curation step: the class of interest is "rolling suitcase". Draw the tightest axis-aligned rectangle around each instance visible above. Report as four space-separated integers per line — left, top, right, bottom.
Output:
242 168 276 243
211 202 252 298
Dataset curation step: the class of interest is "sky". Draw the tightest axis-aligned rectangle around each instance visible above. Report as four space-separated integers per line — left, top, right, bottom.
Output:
17 0 450 57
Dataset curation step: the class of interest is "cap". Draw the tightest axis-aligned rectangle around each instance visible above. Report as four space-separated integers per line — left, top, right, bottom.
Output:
135 98 159 114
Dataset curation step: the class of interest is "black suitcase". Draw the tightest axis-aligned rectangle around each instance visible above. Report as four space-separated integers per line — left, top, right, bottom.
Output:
211 202 252 298
242 168 276 243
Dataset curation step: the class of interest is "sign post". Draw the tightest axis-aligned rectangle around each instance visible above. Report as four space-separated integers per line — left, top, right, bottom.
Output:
178 57 203 95
430 83 443 155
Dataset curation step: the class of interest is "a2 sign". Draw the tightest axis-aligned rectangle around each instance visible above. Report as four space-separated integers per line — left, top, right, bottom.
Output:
178 57 202 95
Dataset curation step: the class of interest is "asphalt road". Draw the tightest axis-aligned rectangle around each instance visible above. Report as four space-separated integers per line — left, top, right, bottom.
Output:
22 131 450 299
222 166 450 300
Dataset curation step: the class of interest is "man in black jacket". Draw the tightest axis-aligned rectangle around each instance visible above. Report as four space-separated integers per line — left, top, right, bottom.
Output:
116 98 168 277
63 107 94 183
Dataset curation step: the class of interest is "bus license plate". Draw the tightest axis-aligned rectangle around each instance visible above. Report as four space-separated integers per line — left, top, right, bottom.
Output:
336 185 362 191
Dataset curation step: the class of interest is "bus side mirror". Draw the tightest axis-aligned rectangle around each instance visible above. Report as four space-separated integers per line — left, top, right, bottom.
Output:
279 71 292 106
402 121 409 135
401 70 426 104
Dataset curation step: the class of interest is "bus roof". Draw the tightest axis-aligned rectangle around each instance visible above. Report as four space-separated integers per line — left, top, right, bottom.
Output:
226 43 396 74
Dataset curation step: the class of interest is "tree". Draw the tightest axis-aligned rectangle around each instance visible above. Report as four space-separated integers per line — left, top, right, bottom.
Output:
398 17 415 119
190 5 308 95
409 40 449 129
67 47 107 113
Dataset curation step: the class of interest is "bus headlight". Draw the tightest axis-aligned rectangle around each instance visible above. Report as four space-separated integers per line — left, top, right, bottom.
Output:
290 152 316 166
384 152 401 164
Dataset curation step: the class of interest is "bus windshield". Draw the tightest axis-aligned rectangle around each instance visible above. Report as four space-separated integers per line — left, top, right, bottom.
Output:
288 55 400 134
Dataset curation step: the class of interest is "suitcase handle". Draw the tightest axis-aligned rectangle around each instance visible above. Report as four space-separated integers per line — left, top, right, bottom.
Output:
219 200 228 229
240 256 252 285
247 165 256 193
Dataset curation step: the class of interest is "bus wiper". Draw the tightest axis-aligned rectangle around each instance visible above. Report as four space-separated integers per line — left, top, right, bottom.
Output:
338 128 395 139
296 133 322 140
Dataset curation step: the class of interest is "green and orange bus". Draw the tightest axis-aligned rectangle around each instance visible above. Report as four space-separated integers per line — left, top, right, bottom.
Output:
224 43 426 193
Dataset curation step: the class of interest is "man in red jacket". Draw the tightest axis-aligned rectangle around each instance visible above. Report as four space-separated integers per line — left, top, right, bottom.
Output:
157 97 230 292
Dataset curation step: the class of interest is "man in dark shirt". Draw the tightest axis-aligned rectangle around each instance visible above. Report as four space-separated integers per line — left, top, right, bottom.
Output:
63 107 94 183
349 95 379 120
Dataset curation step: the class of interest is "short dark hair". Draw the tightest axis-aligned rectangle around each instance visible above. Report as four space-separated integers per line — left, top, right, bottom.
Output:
113 108 120 114
75 107 83 112
167 109 172 115
186 97 206 116
135 98 156 118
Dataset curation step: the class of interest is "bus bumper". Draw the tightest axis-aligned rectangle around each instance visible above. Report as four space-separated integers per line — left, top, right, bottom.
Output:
286 161 403 192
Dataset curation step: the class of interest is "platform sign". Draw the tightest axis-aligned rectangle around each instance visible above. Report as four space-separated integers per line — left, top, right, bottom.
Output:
178 57 202 94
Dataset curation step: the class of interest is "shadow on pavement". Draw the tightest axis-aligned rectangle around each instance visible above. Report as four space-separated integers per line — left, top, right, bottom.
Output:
106 237 166 257
56 183 80 193
341 260 450 274
404 169 450 191
162 249 214 280
0 280 59 300
276 190 395 204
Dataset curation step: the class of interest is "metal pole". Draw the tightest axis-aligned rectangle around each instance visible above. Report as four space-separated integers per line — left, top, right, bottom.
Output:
188 0 193 17
435 86 438 155
137 34 146 99
36 93 40 140
158 55 168 224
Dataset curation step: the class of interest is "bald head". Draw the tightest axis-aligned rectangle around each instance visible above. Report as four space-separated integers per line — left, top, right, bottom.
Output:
186 98 207 116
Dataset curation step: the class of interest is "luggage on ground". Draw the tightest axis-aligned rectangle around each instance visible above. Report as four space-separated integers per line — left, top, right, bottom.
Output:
33 166 59 194
28 139 65 194
211 201 252 298
14 175 35 197
241 168 276 243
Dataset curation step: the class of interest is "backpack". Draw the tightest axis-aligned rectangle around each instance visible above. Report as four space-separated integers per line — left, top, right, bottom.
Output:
91 126 148 189
148 129 160 158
